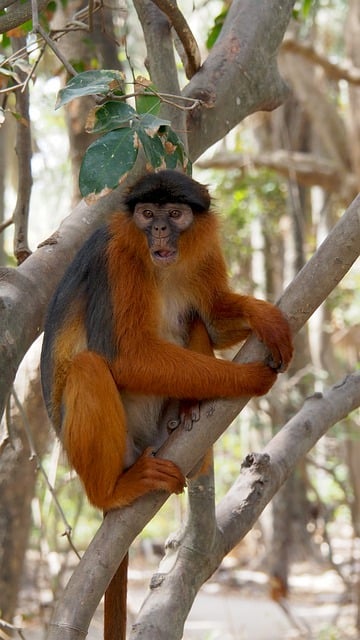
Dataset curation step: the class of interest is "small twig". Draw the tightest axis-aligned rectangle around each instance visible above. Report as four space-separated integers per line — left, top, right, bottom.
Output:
21 40 46 94
150 0 201 78
0 617 26 640
0 81 24 95
119 81 203 111
10 36 32 264
30 0 77 76
37 24 77 77
10 386 81 560
0 217 13 233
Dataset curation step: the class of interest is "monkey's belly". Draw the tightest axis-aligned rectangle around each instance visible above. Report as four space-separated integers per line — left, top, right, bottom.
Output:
121 391 168 468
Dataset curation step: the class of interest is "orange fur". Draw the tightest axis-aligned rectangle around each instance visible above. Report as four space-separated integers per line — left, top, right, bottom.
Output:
105 211 289 400
41 171 293 640
46 198 293 510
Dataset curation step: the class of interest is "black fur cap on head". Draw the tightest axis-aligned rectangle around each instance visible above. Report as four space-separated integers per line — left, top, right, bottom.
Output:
123 170 211 214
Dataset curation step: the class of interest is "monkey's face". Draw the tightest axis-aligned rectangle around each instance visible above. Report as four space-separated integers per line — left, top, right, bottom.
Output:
133 203 194 266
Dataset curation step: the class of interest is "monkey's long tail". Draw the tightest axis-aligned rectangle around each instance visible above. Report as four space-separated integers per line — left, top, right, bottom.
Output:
104 552 129 640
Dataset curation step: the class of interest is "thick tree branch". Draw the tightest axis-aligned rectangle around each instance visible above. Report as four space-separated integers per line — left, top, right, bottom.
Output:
0 186 128 419
184 0 295 160
280 53 351 173
46 194 360 640
197 150 358 202
0 0 48 33
131 373 360 640
132 0 186 142
282 35 360 86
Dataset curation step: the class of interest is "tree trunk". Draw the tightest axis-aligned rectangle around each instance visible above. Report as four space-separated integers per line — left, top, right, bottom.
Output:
0 367 50 622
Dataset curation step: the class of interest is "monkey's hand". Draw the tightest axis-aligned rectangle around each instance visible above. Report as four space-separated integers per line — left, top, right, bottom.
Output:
117 449 186 502
246 301 294 372
242 362 278 396
168 400 201 433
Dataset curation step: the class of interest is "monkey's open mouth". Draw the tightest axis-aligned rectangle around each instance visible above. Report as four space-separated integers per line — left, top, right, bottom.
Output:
152 249 177 265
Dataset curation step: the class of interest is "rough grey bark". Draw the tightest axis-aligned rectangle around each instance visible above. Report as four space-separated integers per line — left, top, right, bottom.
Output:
0 370 50 620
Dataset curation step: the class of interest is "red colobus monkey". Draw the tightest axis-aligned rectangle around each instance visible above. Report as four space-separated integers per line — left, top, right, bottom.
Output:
41 169 293 639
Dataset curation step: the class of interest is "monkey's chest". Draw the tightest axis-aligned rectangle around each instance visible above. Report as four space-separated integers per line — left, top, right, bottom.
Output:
122 292 191 467
158 291 190 346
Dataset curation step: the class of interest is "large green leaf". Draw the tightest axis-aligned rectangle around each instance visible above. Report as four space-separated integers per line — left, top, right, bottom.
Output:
79 101 190 196
88 101 137 133
56 70 125 110
79 128 138 197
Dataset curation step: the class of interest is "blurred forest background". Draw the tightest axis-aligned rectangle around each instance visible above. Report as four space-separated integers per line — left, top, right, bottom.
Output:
0 0 359 639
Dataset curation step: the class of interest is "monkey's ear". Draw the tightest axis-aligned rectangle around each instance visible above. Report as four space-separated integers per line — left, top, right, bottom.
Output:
122 170 211 214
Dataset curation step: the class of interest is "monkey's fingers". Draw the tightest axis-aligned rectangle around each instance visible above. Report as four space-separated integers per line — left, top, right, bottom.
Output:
179 400 201 431
243 362 278 396
122 451 186 496
252 314 294 371
266 328 294 372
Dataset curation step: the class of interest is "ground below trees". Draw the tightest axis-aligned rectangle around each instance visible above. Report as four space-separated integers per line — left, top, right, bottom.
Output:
17 539 358 640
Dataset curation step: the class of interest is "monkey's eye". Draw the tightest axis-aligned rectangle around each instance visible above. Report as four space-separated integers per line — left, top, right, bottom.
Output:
142 209 154 219
169 209 182 219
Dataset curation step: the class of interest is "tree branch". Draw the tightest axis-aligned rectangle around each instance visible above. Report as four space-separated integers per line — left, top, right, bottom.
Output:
184 0 295 160
130 373 360 640
132 0 187 143
197 150 358 202
131 461 217 639
45 194 360 640
11 36 33 264
282 34 360 86
0 185 129 420
0 0 48 33
280 52 351 173
149 0 201 79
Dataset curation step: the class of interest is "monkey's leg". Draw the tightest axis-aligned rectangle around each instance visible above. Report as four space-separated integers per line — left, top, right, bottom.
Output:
62 351 185 511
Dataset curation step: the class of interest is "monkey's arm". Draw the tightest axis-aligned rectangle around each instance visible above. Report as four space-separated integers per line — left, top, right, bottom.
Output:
112 337 277 400
208 292 293 371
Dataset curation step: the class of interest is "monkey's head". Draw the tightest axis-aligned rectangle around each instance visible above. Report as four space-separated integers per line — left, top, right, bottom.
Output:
123 170 211 266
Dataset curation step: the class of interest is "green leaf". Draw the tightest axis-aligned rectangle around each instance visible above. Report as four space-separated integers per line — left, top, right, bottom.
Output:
135 87 161 116
137 128 166 169
79 128 138 197
162 128 190 172
0 34 11 49
206 8 228 49
56 70 125 110
133 113 171 169
88 101 137 133
139 113 170 136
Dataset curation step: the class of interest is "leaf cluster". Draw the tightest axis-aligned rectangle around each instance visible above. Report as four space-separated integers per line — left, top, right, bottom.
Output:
56 70 190 198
